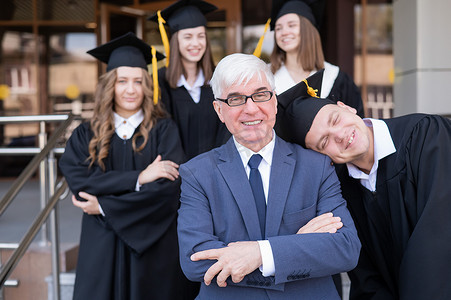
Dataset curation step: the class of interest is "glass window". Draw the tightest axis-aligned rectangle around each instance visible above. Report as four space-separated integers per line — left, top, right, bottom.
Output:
37 0 94 21
0 0 33 21
48 32 97 120
1 31 40 144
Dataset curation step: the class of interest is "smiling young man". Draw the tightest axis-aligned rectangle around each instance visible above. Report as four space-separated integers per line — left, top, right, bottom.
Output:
176 53 361 299
276 79 451 300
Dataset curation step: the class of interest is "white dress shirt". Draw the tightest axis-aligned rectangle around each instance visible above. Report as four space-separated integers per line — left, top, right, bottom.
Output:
346 118 396 191
177 69 205 103
233 132 276 277
114 110 144 140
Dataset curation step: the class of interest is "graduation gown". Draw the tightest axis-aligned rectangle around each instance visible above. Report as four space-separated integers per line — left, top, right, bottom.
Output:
59 118 192 300
335 114 451 300
274 62 365 117
158 68 230 161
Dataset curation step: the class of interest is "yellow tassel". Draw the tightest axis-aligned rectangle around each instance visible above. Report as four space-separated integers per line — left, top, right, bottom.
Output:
151 46 159 105
157 10 170 67
303 79 319 98
253 18 271 58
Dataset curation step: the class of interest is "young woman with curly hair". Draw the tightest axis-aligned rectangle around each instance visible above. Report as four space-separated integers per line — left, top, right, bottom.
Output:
59 32 192 300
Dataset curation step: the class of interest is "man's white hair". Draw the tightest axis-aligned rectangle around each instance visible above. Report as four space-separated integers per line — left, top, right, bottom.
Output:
210 53 275 99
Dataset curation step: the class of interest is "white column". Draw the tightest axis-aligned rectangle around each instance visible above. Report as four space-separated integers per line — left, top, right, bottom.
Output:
393 0 451 117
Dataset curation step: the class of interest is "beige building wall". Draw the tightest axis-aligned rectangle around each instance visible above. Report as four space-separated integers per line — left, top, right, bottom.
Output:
393 0 451 116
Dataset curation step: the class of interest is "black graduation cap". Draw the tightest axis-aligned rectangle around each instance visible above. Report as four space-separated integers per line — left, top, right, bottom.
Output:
148 0 217 34
87 32 165 72
87 32 165 104
277 68 323 109
270 0 326 31
275 69 334 148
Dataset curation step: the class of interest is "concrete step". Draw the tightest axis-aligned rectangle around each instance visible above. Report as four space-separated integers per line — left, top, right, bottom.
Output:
45 272 76 300
1 243 78 300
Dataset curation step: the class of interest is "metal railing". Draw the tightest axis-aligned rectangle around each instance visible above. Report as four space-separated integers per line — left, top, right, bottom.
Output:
0 243 19 300
0 114 75 300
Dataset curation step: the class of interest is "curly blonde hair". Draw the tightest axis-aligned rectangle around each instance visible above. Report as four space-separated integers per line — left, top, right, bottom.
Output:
88 68 166 170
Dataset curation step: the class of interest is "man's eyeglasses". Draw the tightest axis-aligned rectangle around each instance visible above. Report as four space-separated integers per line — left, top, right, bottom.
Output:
216 91 273 107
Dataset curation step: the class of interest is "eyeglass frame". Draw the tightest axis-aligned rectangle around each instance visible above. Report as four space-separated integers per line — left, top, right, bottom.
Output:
215 90 274 107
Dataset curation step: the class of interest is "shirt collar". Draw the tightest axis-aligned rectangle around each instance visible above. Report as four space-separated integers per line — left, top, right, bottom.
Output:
233 131 276 168
177 69 205 90
346 118 396 177
114 109 144 130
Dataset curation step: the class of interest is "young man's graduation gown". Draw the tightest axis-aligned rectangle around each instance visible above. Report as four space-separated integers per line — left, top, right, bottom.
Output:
158 68 230 161
335 114 451 300
59 118 190 300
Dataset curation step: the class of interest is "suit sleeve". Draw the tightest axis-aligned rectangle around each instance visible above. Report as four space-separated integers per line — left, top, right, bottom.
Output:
177 163 228 282
268 155 361 285
397 116 451 300
178 152 361 289
178 161 286 291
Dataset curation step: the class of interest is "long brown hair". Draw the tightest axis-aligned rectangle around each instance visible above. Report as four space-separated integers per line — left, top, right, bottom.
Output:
88 68 166 170
270 15 325 74
165 30 215 89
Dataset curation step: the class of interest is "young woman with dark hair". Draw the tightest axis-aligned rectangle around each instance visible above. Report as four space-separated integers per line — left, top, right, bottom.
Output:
270 0 365 117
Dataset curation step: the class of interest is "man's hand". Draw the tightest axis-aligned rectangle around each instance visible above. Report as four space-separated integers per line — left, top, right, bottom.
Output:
72 191 101 215
138 155 179 185
297 212 343 234
190 241 262 287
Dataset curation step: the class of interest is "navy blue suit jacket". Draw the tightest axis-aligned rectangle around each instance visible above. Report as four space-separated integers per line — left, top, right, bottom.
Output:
178 136 361 299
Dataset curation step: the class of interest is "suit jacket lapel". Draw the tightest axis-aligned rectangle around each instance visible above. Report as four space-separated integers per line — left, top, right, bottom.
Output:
266 137 296 238
217 139 263 240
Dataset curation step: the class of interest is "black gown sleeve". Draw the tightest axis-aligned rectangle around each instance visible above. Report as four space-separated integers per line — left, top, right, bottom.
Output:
98 118 185 254
60 119 185 254
397 115 451 300
59 122 141 197
346 115 451 300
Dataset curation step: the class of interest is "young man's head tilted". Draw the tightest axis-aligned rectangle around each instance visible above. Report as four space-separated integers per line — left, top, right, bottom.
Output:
278 94 372 165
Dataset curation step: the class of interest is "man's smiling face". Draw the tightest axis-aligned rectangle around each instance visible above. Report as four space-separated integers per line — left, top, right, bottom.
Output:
213 73 277 152
305 102 371 164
